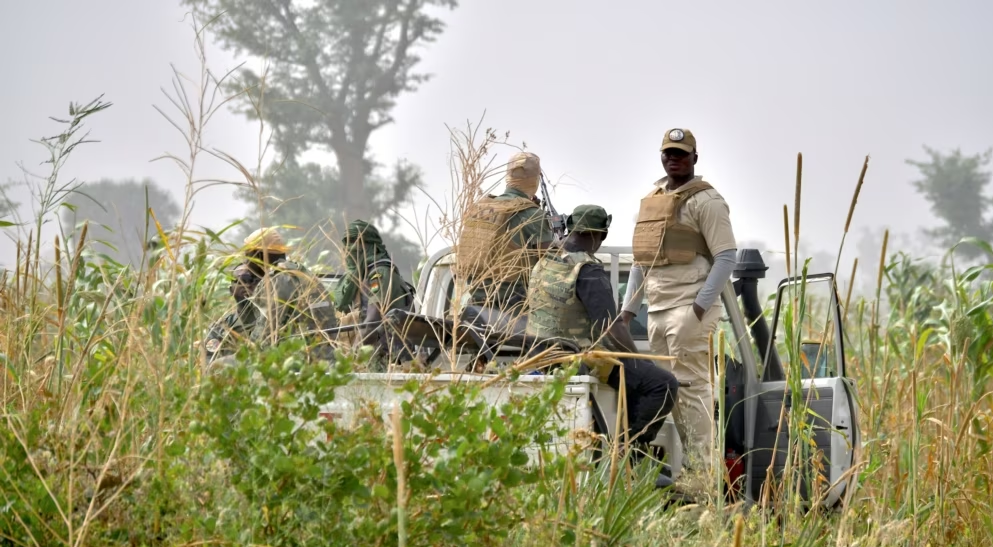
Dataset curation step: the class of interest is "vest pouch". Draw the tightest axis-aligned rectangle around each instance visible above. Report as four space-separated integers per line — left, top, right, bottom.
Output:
456 196 536 284
633 220 665 266
661 223 707 265
633 193 676 267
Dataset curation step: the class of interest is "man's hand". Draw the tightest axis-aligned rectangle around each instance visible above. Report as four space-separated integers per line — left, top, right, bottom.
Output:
692 303 705 321
620 310 636 326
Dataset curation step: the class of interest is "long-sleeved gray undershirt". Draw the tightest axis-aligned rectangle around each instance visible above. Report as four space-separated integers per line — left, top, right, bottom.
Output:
622 249 737 314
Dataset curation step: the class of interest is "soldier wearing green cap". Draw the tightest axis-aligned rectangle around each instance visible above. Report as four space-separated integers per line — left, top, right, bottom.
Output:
243 227 338 353
527 204 680 489
334 220 415 368
622 128 738 496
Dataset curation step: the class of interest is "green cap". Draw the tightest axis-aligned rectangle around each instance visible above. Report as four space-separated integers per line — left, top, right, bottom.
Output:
567 204 612 233
660 128 697 153
343 220 383 246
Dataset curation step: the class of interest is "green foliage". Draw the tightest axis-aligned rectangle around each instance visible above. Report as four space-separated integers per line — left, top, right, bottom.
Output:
908 145 993 259
193 339 585 546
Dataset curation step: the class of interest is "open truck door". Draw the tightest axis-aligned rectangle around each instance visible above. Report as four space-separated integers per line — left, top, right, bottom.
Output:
741 267 861 508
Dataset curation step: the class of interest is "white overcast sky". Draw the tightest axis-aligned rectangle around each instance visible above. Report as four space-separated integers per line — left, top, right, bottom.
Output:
2 0 992 272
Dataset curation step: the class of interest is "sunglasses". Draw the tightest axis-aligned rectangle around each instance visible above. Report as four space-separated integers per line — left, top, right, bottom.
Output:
232 269 259 285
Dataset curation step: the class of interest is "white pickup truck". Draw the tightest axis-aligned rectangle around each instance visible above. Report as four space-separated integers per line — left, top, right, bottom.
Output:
319 246 861 507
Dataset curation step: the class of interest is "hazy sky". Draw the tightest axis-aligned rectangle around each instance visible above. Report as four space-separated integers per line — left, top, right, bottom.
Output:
3 0 992 272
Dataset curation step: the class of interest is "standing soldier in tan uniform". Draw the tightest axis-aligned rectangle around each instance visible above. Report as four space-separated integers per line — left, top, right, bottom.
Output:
455 152 554 326
621 128 737 497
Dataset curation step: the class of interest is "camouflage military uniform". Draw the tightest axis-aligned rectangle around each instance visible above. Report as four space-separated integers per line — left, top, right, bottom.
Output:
249 258 338 348
203 262 259 362
238 227 338 356
334 221 414 319
204 300 256 361
526 205 678 448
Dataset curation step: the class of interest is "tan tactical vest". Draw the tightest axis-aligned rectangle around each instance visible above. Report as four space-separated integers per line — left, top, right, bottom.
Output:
456 195 540 284
632 180 714 268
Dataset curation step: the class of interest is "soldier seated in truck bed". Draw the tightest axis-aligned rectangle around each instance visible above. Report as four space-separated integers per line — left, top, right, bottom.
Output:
526 204 680 488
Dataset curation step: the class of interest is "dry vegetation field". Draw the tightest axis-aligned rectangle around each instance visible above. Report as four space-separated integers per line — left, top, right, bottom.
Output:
2 38 992 547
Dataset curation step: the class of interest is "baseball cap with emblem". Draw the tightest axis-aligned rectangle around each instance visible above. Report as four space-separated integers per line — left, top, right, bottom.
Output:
567 204 612 234
660 128 697 153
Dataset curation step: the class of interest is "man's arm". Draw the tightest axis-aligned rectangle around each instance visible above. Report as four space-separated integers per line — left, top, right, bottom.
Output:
518 208 555 251
576 264 639 354
620 263 645 325
693 196 738 319
693 249 736 317
359 269 391 342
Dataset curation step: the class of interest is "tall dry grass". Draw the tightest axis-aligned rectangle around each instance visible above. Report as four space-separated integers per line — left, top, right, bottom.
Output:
0 13 991 547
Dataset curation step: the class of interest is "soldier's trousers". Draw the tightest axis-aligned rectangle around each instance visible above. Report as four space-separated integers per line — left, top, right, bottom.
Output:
647 303 721 491
606 358 679 444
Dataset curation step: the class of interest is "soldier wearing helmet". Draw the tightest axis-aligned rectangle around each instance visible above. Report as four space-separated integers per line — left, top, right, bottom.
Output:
202 262 260 362
455 151 555 324
621 129 738 496
527 204 680 489
242 227 338 352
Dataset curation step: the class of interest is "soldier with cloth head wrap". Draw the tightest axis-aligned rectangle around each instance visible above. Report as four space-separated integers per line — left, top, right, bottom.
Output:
333 220 415 369
456 151 555 326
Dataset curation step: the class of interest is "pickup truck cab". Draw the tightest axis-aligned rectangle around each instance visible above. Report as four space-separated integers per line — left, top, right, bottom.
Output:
321 245 861 507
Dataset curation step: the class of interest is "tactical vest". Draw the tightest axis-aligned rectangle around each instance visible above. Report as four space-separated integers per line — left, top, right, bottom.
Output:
456 195 541 284
632 179 714 268
525 249 598 347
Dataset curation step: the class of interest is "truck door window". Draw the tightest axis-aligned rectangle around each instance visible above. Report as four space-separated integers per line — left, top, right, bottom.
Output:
772 280 839 379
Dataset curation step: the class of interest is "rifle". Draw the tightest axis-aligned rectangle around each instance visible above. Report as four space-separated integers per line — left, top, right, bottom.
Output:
539 171 566 240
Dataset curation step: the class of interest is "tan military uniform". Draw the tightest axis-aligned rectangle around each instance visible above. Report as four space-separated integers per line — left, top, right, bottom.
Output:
637 175 736 494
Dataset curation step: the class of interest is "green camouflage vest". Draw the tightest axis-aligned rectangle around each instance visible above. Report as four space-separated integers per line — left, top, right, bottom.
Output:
525 249 598 347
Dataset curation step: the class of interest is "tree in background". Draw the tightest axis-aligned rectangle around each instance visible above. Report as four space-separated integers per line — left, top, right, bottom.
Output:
908 146 993 260
61 179 181 266
187 0 459 275
0 180 17 223
241 156 423 274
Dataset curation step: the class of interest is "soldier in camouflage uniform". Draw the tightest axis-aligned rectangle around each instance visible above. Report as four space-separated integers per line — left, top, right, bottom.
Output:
203 262 259 362
243 227 338 356
333 220 415 368
456 152 555 323
526 204 679 489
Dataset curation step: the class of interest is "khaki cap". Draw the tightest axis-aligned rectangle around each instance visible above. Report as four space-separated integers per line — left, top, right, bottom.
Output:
243 226 289 254
506 152 541 180
659 128 697 153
